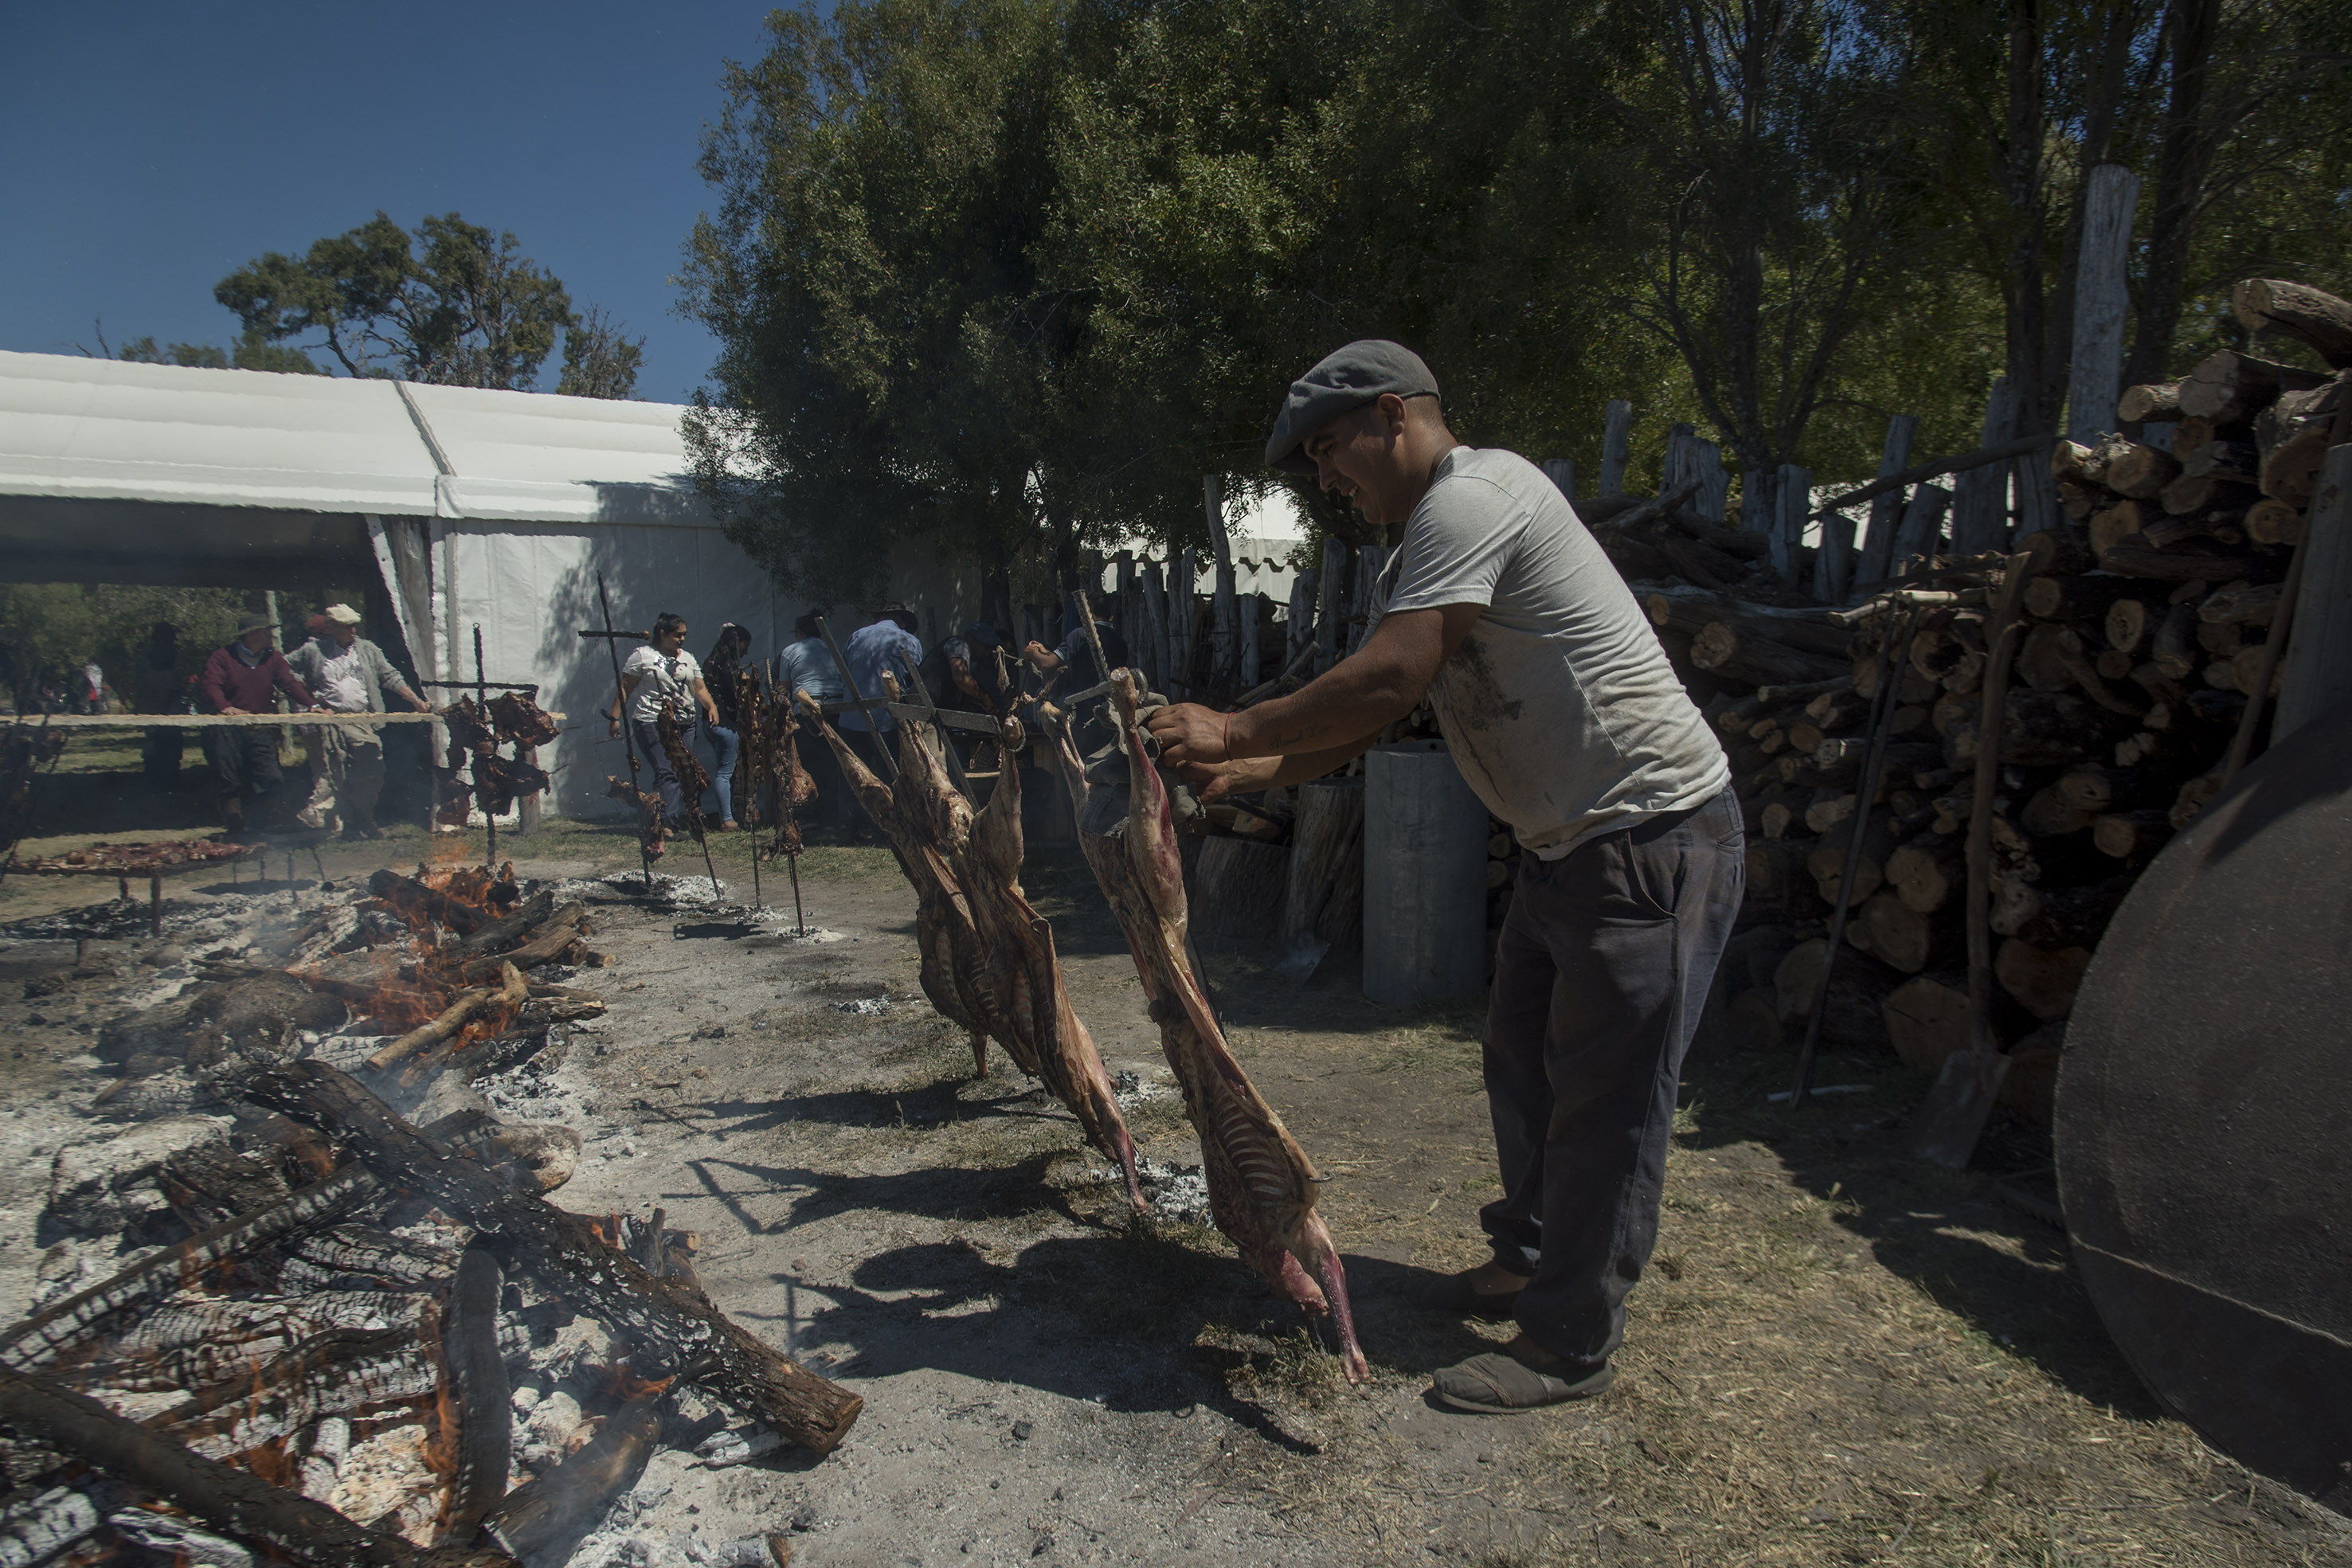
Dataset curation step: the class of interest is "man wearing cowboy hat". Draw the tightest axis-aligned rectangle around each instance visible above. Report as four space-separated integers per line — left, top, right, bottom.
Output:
199 610 323 834
1149 341 1741 1413
288 602 432 839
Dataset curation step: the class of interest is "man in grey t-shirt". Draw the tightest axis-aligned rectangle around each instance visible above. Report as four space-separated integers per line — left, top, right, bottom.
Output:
1150 341 1743 1412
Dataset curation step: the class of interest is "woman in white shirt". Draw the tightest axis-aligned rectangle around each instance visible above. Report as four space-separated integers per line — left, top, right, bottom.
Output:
608 612 721 856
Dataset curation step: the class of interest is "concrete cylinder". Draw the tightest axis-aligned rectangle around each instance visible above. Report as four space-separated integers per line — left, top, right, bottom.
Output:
1363 741 1489 1005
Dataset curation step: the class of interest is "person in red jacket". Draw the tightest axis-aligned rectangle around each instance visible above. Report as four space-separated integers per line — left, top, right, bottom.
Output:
199 612 319 833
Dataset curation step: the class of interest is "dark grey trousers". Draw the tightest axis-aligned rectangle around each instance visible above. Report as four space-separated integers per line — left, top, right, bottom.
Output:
1478 787 1744 1371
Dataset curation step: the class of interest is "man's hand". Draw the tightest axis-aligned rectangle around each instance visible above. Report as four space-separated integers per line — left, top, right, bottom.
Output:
217 705 247 717
607 718 622 740
1148 702 1229 769
1182 755 1281 804
405 693 432 713
1023 640 1058 671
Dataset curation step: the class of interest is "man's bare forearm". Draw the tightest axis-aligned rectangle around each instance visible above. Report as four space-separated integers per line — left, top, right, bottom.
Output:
1267 733 1382 786
1230 658 1420 759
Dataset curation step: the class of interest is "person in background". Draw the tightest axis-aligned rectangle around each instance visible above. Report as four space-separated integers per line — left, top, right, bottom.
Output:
838 603 923 765
700 623 753 830
135 622 186 788
1023 596 1132 694
1025 596 1133 749
200 611 319 835
75 660 107 714
777 610 847 709
287 603 431 839
777 611 851 831
608 612 720 858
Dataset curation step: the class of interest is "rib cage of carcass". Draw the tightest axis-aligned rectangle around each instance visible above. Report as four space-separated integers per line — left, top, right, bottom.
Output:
1046 673 1368 1384
797 686 1144 1211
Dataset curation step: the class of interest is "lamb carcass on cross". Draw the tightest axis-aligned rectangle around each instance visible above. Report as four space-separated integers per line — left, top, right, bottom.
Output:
798 689 1144 1212
1046 672 1367 1383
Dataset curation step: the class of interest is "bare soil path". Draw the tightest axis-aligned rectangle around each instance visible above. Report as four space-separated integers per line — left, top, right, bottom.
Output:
1 815 2344 1566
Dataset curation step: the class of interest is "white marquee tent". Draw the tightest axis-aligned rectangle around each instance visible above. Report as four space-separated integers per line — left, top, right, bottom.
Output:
0 350 784 817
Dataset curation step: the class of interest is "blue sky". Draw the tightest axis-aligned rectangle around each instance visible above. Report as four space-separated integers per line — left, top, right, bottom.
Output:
0 3 784 404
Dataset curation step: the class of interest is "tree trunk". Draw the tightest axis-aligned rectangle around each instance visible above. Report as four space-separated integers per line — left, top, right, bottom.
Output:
1282 779 1364 954
1190 836 1289 946
1853 414 1921 588
2123 0 2221 395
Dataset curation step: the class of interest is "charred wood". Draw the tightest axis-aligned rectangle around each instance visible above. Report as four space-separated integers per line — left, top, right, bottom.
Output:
245 1064 863 1454
0 1363 512 1568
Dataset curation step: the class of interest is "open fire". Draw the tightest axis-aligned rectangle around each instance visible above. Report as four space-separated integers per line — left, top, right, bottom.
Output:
1 861 851 1568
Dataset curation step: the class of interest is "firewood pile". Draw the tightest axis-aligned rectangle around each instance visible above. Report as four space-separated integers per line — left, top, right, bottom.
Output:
1706 275 2349 1120
5 862 859 1568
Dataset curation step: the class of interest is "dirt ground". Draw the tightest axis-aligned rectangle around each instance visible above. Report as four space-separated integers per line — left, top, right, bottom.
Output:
2 778 2346 1566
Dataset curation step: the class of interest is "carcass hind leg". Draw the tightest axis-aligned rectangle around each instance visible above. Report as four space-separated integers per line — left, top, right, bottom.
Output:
1290 1215 1369 1386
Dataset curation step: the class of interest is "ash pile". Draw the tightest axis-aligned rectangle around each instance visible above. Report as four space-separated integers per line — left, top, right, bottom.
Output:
2 862 858 1568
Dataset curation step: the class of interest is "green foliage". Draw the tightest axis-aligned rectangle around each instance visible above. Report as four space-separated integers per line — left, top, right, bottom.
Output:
557 305 645 399
684 0 2352 596
115 329 322 375
0 585 246 710
213 213 640 395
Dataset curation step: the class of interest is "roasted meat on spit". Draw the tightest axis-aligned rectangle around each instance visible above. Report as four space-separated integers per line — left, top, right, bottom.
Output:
1047 673 1367 1382
472 754 550 819
799 692 997 1068
800 690 1144 1210
440 696 492 753
655 707 712 839
487 691 560 747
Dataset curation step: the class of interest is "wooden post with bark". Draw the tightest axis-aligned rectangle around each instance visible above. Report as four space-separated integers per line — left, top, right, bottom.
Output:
1952 379 2021 555
1541 458 1576 502
2068 164 2144 441
1853 415 1920 592
1206 476 1239 693
1773 464 1810 585
1599 399 1634 495
1314 538 1346 672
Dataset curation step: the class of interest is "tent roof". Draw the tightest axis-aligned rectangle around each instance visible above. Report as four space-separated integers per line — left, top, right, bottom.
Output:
0 350 709 526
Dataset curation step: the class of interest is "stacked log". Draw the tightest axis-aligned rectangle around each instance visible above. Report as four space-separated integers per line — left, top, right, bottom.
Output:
1703 275 2344 1123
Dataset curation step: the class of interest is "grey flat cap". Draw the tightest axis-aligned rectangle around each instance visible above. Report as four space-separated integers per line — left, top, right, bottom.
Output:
1264 340 1440 475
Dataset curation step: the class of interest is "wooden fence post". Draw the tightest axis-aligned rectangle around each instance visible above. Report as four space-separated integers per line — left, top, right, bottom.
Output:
1206 476 1239 691
1853 414 1920 592
1599 400 1634 495
1314 538 1346 672
1541 458 1576 501
1951 377 2021 555
1287 567 1319 667
1774 463 1811 586
1139 562 1167 690
1239 591 1262 689
1168 548 1194 690
1892 483 1954 574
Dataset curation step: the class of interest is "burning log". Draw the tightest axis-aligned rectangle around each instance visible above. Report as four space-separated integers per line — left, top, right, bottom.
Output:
367 871 491 936
2 1167 377 1370
246 1064 864 1455
366 964 528 1073
450 893 557 958
438 1249 511 1543
149 1327 436 1460
483 1380 673 1567
0 1363 514 1568
455 911 586 986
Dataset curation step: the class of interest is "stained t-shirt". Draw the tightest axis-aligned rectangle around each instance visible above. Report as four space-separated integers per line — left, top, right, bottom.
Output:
1368 446 1728 858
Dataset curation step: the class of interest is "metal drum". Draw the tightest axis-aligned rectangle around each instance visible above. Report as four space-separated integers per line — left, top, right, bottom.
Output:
2057 703 2352 1509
